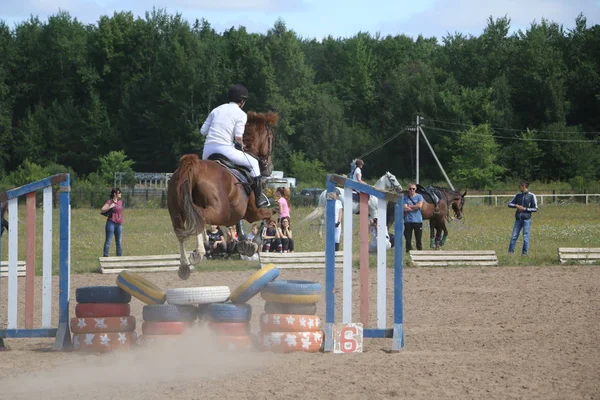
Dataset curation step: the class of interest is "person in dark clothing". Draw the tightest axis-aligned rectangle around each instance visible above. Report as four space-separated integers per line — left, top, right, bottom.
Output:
508 181 538 256
205 225 227 258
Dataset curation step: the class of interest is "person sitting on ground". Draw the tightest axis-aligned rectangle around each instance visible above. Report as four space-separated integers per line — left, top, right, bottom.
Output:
368 218 394 254
272 187 292 223
277 216 294 253
226 225 239 254
261 219 281 252
247 223 262 248
205 225 227 259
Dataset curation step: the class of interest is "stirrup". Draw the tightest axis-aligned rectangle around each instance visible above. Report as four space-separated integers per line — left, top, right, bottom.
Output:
256 193 270 208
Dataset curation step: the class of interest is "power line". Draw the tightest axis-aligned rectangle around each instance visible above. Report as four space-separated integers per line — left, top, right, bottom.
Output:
424 117 600 135
357 128 408 160
424 125 598 143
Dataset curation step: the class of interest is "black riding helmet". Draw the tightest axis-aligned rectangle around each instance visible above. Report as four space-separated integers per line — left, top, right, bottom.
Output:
228 84 249 103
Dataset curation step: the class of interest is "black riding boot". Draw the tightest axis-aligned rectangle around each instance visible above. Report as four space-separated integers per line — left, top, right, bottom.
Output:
253 177 270 208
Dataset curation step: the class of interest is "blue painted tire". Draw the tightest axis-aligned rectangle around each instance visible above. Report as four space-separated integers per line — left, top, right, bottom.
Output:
229 264 280 304
207 303 252 322
142 304 198 322
75 286 131 304
262 280 321 296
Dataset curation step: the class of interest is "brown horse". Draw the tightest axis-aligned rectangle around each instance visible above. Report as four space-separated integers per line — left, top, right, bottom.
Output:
387 187 466 249
167 111 279 279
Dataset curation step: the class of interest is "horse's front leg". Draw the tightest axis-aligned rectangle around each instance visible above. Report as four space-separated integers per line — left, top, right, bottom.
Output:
178 238 192 280
441 222 448 247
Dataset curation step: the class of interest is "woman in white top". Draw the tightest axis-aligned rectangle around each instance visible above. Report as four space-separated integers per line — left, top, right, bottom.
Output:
352 159 365 183
200 84 268 207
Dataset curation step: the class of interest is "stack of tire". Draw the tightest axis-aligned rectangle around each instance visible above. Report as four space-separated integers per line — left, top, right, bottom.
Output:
259 280 323 353
207 264 281 352
71 286 136 353
147 285 232 345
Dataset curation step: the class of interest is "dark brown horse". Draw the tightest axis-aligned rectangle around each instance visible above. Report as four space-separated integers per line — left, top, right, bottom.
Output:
1 201 7 236
167 111 279 279
386 187 466 249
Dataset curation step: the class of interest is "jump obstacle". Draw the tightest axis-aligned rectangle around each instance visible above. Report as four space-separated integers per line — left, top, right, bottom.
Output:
323 174 405 352
0 174 71 350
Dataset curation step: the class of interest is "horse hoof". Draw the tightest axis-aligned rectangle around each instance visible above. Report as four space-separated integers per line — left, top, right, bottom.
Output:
178 266 191 280
189 251 205 265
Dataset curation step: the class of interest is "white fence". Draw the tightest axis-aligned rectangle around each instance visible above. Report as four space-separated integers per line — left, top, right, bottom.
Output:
465 194 600 206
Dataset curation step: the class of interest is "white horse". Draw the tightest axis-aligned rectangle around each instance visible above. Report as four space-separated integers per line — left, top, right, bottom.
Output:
302 171 403 237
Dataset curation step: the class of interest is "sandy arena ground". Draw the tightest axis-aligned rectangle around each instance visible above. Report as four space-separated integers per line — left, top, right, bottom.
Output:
0 265 599 400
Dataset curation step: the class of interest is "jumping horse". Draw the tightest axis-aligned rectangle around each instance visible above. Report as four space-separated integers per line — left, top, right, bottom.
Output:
301 172 403 237
167 111 278 279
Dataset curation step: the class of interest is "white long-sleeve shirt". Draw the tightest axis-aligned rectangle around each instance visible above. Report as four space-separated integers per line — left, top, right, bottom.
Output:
201 102 247 147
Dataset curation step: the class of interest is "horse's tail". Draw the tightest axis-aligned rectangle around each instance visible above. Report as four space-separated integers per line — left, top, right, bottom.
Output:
302 206 324 223
174 155 205 239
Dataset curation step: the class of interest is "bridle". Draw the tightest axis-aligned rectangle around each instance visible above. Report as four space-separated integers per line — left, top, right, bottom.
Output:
385 173 403 193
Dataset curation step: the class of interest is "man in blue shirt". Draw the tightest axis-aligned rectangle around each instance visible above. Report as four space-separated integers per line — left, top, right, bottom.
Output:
403 183 424 252
508 181 538 256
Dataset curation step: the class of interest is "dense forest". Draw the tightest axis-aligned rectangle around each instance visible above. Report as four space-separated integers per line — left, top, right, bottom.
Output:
0 10 599 190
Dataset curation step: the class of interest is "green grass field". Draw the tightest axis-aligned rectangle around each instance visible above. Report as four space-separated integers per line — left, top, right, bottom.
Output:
2 202 599 274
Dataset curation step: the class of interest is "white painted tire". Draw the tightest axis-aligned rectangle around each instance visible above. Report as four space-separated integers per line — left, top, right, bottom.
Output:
166 286 231 305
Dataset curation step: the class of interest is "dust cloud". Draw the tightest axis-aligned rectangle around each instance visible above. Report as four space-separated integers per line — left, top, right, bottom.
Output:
1 325 274 400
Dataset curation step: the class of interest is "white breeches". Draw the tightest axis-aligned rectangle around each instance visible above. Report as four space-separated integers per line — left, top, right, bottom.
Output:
335 225 342 244
203 143 260 177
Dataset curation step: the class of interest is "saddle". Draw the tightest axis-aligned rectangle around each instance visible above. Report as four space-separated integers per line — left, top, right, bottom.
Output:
416 184 443 214
207 154 254 196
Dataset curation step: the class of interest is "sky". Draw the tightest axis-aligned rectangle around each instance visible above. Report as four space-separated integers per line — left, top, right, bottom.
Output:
1 0 599 40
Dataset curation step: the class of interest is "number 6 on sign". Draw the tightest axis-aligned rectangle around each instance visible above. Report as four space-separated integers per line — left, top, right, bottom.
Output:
332 323 363 353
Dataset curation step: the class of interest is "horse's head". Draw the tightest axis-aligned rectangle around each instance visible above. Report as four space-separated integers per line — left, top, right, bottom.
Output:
384 171 403 193
244 112 279 177
449 190 467 220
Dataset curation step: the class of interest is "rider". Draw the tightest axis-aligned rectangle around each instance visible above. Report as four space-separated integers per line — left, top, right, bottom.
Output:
200 84 269 208
351 159 365 183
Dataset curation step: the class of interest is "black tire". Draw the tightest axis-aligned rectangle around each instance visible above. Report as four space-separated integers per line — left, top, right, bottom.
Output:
264 302 318 315
207 303 252 322
142 304 198 322
75 286 131 304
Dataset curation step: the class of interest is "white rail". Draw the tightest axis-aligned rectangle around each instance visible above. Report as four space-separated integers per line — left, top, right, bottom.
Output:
465 194 600 206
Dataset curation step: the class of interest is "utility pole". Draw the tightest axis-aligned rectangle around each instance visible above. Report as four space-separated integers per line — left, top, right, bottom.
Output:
416 115 420 184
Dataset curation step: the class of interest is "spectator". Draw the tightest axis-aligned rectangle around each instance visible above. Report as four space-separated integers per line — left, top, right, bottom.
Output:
368 218 394 253
205 225 227 259
403 183 424 252
273 187 292 223
334 190 343 251
100 188 124 257
248 223 262 248
226 225 239 254
508 180 538 256
277 216 294 253
261 219 281 252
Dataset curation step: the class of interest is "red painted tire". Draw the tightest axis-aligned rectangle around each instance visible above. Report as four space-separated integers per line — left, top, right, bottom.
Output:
141 321 193 335
71 316 136 333
259 331 323 353
208 322 251 336
73 332 136 353
216 335 257 352
75 303 130 318
259 313 321 332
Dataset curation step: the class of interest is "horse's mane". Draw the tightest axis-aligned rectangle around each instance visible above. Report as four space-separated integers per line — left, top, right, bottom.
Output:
247 111 279 127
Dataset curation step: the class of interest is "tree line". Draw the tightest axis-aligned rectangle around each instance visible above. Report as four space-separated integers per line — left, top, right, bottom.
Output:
0 10 599 191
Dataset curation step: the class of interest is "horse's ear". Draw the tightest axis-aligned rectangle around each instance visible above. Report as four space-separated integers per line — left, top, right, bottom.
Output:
462 191 467 197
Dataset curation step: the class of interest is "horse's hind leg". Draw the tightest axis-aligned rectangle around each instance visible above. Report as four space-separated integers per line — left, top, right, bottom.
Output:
189 230 207 265
177 236 192 280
